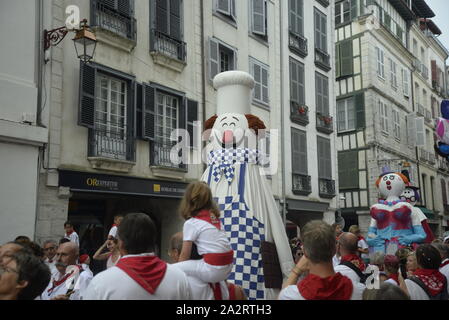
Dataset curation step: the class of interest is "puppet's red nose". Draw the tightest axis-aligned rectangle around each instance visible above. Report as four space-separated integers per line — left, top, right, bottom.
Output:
386 181 391 185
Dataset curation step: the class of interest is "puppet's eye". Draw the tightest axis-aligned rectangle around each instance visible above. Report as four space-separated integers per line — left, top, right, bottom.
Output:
230 123 236 127
389 176 394 180
222 123 228 127
383 176 388 181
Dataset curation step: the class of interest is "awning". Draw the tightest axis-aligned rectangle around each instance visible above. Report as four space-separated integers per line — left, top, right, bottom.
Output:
388 0 416 21
412 0 435 18
420 19 442 35
416 206 435 219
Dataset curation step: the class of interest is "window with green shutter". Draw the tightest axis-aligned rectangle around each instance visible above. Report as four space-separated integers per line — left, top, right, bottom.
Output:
339 39 353 78
338 151 359 189
290 58 305 105
314 8 327 53
291 128 307 174
289 0 304 36
316 72 329 115
317 136 332 179
250 57 269 106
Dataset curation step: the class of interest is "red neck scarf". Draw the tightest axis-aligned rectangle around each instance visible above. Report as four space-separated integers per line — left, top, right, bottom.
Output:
358 236 365 242
193 210 221 230
388 273 399 284
298 273 353 300
341 254 366 272
66 230 73 236
440 259 449 269
116 255 167 295
112 224 117 228
413 269 446 296
47 266 82 294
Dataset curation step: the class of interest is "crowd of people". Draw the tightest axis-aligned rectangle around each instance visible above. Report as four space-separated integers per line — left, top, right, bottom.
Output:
1 182 449 300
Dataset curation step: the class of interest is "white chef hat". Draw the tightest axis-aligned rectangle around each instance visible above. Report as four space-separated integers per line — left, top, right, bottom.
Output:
213 71 254 115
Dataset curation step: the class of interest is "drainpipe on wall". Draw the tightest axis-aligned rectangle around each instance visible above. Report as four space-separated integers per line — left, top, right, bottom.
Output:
279 2 287 226
200 0 207 173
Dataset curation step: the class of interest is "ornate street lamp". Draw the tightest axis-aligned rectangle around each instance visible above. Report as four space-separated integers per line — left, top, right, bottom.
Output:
44 19 97 64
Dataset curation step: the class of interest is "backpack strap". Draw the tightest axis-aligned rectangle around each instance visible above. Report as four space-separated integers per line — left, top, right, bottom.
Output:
408 276 449 300
339 261 367 284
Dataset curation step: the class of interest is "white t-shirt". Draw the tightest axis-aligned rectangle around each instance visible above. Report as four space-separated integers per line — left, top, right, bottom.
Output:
65 232 79 246
108 226 118 238
404 279 430 300
183 218 231 255
358 239 369 260
278 277 365 300
439 260 449 294
332 255 341 268
41 269 92 300
334 264 362 285
83 254 192 300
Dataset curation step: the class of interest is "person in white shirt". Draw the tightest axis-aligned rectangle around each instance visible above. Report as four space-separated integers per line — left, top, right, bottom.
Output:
279 221 365 300
334 232 367 285
433 243 449 293
107 214 124 240
93 238 121 269
84 213 192 300
349 225 369 264
175 182 233 284
399 244 448 300
41 242 92 300
42 240 58 274
63 221 79 247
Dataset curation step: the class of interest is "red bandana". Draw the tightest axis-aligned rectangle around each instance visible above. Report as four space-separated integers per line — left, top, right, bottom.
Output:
193 210 221 230
47 266 82 294
413 269 446 297
66 230 73 236
341 254 366 272
388 273 399 284
298 273 353 300
440 259 449 269
116 255 167 295
112 224 117 228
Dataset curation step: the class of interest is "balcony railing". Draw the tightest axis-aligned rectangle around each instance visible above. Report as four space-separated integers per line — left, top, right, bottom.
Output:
88 129 135 162
316 112 334 134
428 153 436 165
417 103 425 116
419 148 429 162
314 48 331 71
150 140 187 171
290 101 309 126
289 30 308 58
91 0 137 42
420 64 429 80
150 29 187 63
292 173 311 195
319 178 336 198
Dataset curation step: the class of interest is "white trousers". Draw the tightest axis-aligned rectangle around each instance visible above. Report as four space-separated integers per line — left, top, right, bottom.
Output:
176 259 232 284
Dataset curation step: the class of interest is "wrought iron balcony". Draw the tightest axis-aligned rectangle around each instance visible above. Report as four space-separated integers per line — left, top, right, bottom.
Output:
419 148 429 162
88 128 135 162
420 64 429 79
91 0 137 42
319 178 336 198
289 30 308 58
416 103 425 116
150 29 187 63
314 48 331 71
316 112 334 134
150 140 187 171
290 101 309 126
292 174 312 196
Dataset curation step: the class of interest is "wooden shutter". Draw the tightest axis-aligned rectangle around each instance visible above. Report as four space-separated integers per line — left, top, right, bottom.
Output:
169 0 181 40
252 0 266 36
316 73 323 114
289 0 296 34
126 79 135 137
143 84 156 140
209 38 219 80
335 43 341 78
318 137 325 178
187 99 198 148
431 60 437 83
350 0 357 19
230 0 236 20
217 0 231 15
442 179 448 205
338 151 358 189
78 62 96 128
406 113 416 147
156 0 169 34
324 138 332 179
355 92 365 129
292 129 307 174
289 59 298 103
178 97 187 131
117 0 132 16
100 0 117 10
322 76 329 115
253 62 262 101
340 39 353 77
415 117 425 146
135 83 143 139
261 67 269 104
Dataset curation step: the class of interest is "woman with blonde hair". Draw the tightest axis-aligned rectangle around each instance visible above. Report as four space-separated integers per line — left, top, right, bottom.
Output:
176 181 234 287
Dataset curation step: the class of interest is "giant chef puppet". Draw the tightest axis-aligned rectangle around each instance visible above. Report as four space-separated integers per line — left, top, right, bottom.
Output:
201 71 294 300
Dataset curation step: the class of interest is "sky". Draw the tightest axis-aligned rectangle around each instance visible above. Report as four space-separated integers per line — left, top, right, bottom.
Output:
425 0 449 53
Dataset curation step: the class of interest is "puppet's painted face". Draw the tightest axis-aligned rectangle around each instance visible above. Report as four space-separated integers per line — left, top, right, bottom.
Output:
400 187 418 205
378 173 406 198
211 113 249 147
435 118 449 145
